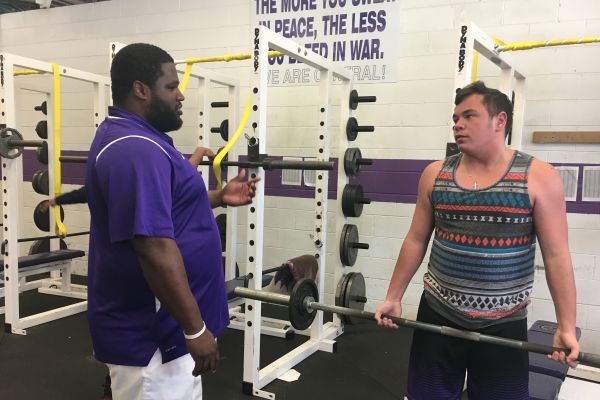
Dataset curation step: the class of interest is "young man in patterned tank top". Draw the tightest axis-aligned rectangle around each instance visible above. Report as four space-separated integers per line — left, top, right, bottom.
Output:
375 81 579 400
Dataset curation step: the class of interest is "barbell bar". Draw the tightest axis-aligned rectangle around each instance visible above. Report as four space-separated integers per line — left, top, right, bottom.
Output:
58 155 334 171
234 279 600 367
1 231 89 254
59 155 88 163
0 128 46 159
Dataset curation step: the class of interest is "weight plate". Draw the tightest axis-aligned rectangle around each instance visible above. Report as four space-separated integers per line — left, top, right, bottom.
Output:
349 89 359 110
343 272 366 325
35 101 48 115
289 278 318 330
335 272 353 324
0 127 24 159
35 120 48 139
342 184 364 218
32 171 41 194
335 272 352 308
36 141 48 164
220 120 229 141
32 170 49 195
33 200 65 232
343 147 362 176
346 117 358 141
340 224 359 266
28 238 68 255
215 213 227 250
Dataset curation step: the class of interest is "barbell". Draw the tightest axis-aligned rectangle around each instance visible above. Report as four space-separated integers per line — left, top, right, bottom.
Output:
0 128 46 159
233 279 600 368
58 155 334 171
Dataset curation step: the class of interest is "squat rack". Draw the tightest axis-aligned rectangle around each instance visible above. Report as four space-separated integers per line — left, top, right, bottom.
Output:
0 52 110 334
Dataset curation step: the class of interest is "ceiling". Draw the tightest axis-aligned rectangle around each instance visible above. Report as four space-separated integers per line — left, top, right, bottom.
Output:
0 0 107 15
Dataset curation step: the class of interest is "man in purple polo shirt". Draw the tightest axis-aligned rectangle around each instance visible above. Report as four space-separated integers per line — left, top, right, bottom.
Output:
86 43 259 399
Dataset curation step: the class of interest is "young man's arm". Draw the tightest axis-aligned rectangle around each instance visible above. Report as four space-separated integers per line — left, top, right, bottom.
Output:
375 161 440 328
530 160 580 366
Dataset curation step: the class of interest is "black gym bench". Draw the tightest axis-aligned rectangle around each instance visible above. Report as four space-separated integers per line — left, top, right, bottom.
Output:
0 249 85 280
1 249 87 334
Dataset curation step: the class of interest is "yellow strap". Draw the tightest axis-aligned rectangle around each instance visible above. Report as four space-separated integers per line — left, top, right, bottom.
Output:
497 36 600 52
182 51 283 65
179 62 194 94
13 69 45 76
471 51 479 82
212 95 252 190
52 63 67 237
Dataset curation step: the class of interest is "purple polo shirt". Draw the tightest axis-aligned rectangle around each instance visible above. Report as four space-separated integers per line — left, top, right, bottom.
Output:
86 107 229 366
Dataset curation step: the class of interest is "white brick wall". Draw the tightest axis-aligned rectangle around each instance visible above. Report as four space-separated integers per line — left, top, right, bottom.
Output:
1 0 599 352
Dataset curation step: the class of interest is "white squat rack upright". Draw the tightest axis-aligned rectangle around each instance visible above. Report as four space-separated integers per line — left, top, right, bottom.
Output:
242 26 356 399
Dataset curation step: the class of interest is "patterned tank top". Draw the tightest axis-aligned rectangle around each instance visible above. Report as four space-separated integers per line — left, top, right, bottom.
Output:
424 150 536 323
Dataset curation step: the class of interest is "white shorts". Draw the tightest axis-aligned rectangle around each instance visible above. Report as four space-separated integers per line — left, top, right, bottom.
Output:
107 350 202 400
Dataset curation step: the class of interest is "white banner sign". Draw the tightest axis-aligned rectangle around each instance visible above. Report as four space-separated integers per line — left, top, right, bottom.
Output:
251 0 399 85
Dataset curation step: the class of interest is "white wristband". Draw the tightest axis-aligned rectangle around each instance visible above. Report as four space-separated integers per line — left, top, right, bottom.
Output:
184 323 206 340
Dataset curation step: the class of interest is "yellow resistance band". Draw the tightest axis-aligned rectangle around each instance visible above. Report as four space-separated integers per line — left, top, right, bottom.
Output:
178 51 283 94
180 50 283 65
13 69 45 76
471 51 479 82
212 95 252 190
497 36 600 52
52 63 67 237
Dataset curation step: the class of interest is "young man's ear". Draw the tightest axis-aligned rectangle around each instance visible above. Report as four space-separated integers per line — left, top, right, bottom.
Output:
132 80 150 101
495 111 507 133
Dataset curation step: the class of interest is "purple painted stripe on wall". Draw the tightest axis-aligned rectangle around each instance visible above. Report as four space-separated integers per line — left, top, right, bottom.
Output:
17 150 600 215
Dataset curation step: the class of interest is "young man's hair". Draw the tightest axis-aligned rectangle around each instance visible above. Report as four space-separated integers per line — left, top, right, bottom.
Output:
455 80 513 138
110 43 174 106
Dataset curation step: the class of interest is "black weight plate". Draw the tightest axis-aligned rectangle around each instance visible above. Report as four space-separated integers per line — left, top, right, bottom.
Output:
36 141 48 164
220 120 229 141
335 272 352 308
335 272 353 324
343 148 362 176
33 200 65 232
289 278 318 330
343 272 366 325
28 238 68 255
215 213 227 250
340 224 359 266
32 170 50 195
35 120 48 139
342 184 364 218
346 117 358 141
35 101 47 115
0 127 24 159
31 171 41 193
